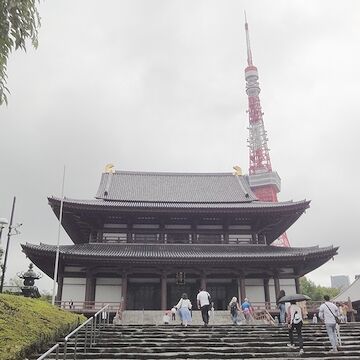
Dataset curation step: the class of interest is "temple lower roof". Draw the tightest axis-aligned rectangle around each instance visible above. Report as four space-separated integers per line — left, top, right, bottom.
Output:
22 242 338 278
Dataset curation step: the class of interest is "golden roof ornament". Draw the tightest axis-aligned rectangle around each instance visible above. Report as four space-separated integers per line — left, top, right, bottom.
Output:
233 165 243 176
105 164 115 174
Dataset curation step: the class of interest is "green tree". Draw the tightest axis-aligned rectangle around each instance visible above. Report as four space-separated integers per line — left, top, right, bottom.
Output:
300 276 340 301
0 0 40 105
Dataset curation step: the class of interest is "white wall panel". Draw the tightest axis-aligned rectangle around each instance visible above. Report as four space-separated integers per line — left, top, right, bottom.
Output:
62 277 86 302
245 285 265 303
95 277 122 303
269 279 296 303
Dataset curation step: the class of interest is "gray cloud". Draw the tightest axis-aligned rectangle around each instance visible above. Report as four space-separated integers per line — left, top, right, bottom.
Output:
1 0 359 291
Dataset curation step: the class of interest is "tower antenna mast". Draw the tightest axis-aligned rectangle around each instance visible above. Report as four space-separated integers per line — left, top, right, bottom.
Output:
244 15 290 247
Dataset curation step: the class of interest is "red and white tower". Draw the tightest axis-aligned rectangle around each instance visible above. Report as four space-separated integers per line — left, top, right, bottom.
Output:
244 16 290 247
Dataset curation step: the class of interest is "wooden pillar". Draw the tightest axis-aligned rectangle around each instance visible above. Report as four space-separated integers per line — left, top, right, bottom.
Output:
274 274 280 299
258 234 266 244
121 272 128 311
159 223 165 243
237 275 246 302
85 270 96 308
161 271 167 310
200 271 207 289
263 278 270 309
251 233 257 244
223 222 229 244
191 220 197 244
295 277 300 294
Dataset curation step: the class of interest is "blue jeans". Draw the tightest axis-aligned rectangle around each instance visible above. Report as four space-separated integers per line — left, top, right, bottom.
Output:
278 303 286 323
326 323 338 350
231 312 238 324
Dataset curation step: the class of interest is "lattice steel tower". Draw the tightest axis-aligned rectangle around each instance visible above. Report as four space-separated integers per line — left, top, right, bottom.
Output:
244 15 290 247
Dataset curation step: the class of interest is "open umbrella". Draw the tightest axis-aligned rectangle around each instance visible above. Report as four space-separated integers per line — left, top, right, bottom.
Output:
277 294 311 303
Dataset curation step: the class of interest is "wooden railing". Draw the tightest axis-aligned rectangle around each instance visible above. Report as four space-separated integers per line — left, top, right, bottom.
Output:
252 309 276 325
57 301 121 312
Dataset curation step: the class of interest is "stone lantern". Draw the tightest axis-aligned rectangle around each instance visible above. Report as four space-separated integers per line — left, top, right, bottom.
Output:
18 263 42 298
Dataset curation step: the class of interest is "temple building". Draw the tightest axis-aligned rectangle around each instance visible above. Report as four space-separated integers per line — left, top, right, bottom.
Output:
22 169 337 310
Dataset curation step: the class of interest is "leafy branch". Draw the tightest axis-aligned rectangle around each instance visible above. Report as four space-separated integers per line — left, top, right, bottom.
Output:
0 0 40 105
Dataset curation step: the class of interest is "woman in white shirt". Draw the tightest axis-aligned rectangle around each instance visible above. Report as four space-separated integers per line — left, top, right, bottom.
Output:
175 293 192 327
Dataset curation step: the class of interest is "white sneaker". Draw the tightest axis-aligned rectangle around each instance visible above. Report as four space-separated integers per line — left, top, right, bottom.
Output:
287 344 296 349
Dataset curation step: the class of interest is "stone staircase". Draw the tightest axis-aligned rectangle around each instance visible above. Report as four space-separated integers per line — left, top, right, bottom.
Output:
33 322 360 360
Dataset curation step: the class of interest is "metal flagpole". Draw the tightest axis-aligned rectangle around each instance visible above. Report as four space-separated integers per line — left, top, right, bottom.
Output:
52 166 66 305
0 196 16 293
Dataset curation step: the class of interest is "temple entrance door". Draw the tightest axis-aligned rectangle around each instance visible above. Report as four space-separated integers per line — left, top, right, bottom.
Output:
207 282 236 310
167 281 199 309
127 282 161 310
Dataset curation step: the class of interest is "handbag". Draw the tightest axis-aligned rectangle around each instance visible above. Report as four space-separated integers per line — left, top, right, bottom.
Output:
325 303 341 324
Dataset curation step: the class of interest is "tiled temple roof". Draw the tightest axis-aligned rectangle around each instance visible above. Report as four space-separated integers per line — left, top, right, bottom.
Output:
48 197 309 210
21 242 338 278
95 171 258 203
46 170 310 246
22 242 337 261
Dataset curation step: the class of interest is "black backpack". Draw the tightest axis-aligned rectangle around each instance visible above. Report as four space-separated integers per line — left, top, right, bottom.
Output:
230 302 237 315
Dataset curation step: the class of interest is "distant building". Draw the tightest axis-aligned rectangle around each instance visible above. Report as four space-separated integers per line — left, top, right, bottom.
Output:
331 275 350 290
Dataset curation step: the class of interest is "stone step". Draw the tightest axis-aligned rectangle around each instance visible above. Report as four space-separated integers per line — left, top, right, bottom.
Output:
66 350 360 359
32 323 360 360
58 358 360 360
67 345 360 352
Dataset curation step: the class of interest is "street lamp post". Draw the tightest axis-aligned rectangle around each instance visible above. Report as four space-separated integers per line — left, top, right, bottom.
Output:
0 197 16 293
0 218 9 244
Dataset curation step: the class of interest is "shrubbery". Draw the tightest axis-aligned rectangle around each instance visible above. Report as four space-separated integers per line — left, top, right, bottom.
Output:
0 294 86 360
300 276 340 301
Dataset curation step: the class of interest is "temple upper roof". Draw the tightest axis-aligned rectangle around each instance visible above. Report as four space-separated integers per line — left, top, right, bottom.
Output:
95 171 258 203
45 170 311 245
48 197 308 210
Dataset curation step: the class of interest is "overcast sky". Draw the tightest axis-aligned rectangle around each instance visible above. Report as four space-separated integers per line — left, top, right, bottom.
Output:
1 0 359 292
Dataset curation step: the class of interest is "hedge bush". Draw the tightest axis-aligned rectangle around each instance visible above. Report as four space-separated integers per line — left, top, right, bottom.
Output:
0 294 86 360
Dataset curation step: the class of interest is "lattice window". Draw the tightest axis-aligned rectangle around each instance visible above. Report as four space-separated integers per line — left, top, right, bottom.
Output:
197 234 223 244
102 232 128 243
133 233 160 243
166 233 190 244
228 234 252 244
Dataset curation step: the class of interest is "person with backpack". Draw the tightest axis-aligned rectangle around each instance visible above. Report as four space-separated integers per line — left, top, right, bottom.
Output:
228 297 241 325
319 295 340 352
241 298 254 323
286 300 304 355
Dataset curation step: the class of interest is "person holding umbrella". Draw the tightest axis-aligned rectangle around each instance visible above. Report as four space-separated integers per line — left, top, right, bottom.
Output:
278 293 310 355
